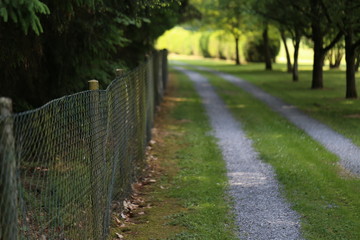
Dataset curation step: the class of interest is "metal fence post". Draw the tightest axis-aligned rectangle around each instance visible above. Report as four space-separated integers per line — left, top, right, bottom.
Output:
88 80 103 239
0 97 18 240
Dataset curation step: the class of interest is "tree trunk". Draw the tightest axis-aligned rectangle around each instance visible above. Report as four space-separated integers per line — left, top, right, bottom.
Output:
311 22 324 89
333 49 343 68
292 34 300 82
355 51 360 72
312 49 325 89
263 24 272 70
328 50 335 68
280 29 292 73
328 47 343 69
345 32 357 98
235 36 241 65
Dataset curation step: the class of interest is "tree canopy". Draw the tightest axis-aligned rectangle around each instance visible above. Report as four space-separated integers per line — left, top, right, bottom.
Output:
0 0 191 111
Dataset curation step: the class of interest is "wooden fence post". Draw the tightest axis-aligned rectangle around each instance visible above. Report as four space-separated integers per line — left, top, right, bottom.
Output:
89 79 100 91
0 97 18 240
115 69 125 77
88 80 103 239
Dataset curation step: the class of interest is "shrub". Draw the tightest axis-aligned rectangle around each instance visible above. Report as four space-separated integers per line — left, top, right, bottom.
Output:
243 33 280 62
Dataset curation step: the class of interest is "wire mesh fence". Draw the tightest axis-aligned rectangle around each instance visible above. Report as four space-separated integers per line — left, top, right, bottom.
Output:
0 49 168 240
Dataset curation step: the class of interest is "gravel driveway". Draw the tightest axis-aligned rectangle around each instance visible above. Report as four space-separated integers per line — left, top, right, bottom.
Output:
194 66 360 176
174 66 303 240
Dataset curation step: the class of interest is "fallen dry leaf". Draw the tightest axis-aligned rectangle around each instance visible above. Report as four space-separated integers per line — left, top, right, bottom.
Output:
114 216 122 224
115 232 124 239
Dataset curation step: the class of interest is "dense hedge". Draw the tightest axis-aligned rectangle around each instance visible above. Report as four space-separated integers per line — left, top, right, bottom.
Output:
156 26 280 63
156 27 239 60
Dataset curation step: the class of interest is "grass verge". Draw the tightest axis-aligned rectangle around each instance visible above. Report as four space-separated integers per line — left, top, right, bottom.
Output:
109 69 237 240
193 68 360 240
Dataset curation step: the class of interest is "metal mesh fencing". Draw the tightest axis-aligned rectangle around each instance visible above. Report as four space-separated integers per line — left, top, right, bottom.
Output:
0 50 168 240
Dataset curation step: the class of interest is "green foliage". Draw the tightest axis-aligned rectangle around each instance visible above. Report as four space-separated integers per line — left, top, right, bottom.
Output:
243 31 280 62
0 0 50 35
157 27 202 55
164 70 238 239
199 31 212 57
156 27 245 60
217 0 245 37
208 31 237 60
0 0 192 111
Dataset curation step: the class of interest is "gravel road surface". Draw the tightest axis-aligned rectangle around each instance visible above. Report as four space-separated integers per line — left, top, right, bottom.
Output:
174 66 303 240
194 66 360 176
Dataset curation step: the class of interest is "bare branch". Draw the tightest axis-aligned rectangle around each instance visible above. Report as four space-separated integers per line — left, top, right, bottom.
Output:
324 31 344 52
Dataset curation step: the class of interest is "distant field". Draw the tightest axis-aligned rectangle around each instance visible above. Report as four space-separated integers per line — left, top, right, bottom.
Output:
277 39 314 65
277 39 346 69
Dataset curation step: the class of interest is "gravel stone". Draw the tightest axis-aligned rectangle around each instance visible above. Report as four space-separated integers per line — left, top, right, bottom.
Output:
174 66 303 240
195 66 360 176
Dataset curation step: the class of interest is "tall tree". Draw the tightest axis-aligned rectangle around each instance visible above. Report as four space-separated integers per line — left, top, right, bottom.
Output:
262 22 272 70
326 0 360 98
217 0 245 65
298 0 342 89
252 0 306 81
279 28 293 73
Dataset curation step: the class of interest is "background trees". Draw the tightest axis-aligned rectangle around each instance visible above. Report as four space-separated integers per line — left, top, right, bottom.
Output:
254 0 360 98
187 0 360 99
3 0 360 105
0 0 189 111
217 0 245 65
326 0 360 98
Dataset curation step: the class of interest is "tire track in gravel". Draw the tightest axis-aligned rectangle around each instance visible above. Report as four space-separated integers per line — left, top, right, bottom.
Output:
193 66 360 176
174 66 303 240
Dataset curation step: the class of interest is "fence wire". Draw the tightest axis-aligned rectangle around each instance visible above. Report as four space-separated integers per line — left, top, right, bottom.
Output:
0 50 168 240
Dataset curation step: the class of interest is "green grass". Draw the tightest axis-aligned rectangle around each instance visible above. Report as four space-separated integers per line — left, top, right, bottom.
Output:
112 68 237 240
164 70 237 240
170 57 360 147
178 62 360 239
